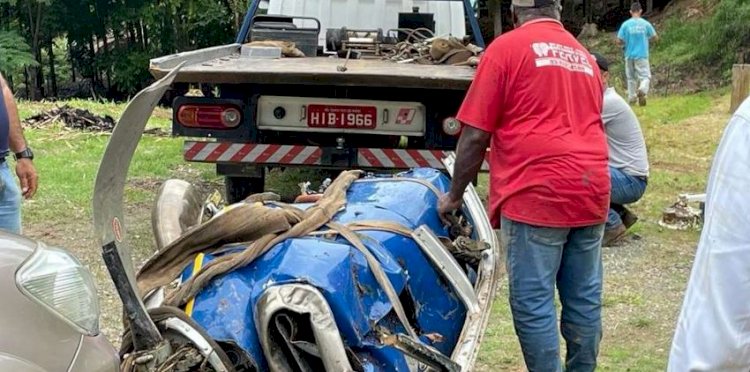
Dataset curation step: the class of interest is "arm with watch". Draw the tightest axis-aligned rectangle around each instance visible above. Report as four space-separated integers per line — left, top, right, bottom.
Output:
1 75 38 200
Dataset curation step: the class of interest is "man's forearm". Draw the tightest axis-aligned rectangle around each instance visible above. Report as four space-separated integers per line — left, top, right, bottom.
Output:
449 126 491 200
1 76 28 153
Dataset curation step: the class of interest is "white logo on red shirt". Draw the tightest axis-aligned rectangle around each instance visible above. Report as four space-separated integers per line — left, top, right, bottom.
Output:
531 42 594 76
532 42 552 58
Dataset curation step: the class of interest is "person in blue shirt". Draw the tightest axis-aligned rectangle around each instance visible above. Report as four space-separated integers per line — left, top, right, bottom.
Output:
617 2 658 106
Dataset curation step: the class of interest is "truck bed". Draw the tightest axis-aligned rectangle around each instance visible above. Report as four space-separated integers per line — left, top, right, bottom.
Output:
149 44 476 90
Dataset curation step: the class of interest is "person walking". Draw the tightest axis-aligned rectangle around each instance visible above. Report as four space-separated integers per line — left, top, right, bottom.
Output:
437 1 610 371
617 1 658 106
591 53 649 246
0 74 38 234
668 96 750 371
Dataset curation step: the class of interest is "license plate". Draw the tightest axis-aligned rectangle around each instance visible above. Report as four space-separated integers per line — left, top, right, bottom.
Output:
307 105 377 129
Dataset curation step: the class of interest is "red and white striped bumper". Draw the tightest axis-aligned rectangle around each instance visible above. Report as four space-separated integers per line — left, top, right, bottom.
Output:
183 141 489 171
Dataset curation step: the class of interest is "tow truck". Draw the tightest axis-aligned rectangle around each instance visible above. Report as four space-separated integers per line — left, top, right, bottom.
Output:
149 0 490 202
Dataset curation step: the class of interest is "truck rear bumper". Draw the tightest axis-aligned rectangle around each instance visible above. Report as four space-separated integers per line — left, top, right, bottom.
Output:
183 141 489 171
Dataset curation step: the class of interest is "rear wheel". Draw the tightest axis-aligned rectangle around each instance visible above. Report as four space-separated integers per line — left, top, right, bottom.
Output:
225 173 266 203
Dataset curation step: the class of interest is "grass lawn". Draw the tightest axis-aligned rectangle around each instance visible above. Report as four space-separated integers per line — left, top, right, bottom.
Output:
15 89 731 370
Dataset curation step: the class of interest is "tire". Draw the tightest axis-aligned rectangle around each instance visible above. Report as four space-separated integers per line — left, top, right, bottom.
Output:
225 174 266 204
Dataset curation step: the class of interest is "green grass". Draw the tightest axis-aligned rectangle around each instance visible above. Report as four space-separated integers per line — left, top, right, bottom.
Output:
649 17 710 68
633 90 716 124
18 101 212 224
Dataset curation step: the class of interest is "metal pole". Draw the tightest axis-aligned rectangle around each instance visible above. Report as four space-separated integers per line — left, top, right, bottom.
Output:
235 0 262 44
464 0 486 48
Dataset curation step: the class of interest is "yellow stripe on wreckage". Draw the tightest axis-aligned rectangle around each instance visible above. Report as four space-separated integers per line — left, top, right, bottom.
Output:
185 253 206 317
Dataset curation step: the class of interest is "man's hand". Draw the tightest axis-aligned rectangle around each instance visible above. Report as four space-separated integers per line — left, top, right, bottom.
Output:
16 159 37 199
438 193 463 225
441 125 491 225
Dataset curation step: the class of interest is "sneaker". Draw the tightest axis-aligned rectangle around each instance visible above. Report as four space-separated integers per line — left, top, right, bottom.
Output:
602 224 627 247
637 90 647 106
620 207 639 229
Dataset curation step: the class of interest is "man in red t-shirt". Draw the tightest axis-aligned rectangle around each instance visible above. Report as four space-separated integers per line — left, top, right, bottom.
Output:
437 1 609 370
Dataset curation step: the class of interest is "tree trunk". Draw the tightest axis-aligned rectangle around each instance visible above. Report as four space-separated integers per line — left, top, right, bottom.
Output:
27 64 40 100
47 36 57 97
128 22 137 46
24 0 44 100
35 48 45 98
68 39 76 83
489 0 503 37
141 21 149 50
23 69 29 98
102 34 111 91
172 7 180 52
138 20 146 50
89 36 97 84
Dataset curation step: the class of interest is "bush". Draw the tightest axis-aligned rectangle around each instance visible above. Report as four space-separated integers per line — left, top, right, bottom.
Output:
646 0 750 88
699 0 750 68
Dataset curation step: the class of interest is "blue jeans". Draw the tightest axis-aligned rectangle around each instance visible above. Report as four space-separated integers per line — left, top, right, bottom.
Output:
501 216 604 372
607 166 647 230
0 162 21 234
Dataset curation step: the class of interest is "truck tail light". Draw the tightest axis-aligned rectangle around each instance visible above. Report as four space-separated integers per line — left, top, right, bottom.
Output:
442 117 462 136
177 105 242 129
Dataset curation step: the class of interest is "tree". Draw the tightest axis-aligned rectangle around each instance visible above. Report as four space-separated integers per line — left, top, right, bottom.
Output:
0 29 38 88
0 0 252 99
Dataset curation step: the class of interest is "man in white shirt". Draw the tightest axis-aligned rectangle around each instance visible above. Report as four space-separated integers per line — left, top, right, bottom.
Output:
668 96 750 371
591 53 649 246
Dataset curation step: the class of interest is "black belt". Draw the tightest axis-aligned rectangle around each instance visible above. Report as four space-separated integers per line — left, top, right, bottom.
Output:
637 176 648 184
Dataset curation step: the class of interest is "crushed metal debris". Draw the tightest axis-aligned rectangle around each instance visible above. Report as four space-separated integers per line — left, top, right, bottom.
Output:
383 35 482 66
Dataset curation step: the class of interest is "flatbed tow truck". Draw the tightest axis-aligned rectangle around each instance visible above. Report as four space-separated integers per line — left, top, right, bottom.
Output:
150 0 489 202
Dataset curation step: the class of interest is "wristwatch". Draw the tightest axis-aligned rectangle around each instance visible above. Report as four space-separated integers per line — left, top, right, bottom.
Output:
14 148 34 161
